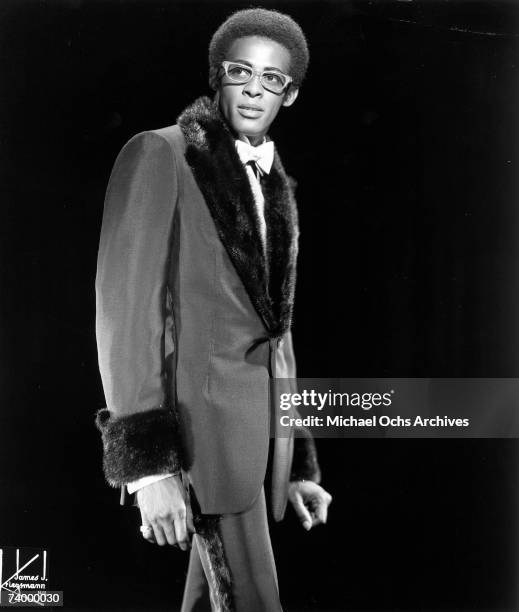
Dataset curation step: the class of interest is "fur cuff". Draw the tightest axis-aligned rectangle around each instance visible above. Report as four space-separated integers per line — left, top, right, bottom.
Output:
290 426 321 483
95 407 182 487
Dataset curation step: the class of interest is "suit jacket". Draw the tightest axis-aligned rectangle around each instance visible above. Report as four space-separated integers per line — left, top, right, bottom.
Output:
95 96 320 520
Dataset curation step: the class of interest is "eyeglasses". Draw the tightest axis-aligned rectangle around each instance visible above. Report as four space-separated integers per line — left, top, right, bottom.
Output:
220 61 293 94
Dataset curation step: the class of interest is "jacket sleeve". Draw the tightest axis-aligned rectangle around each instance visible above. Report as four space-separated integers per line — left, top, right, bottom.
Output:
94 131 182 488
282 331 322 484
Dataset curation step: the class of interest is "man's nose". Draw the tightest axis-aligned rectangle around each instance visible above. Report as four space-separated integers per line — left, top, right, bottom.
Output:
243 73 263 97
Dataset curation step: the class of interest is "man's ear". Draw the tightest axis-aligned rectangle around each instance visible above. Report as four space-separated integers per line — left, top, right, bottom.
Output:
282 86 299 107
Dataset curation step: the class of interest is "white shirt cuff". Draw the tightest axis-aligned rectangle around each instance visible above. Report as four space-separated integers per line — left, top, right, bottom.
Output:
126 473 175 494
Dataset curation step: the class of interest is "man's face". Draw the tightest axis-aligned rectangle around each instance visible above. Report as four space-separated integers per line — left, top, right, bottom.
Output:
217 36 299 145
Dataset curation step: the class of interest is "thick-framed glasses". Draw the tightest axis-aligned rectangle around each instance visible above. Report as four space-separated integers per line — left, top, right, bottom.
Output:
220 61 293 94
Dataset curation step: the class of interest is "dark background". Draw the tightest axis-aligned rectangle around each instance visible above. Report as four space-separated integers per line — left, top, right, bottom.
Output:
1 0 519 610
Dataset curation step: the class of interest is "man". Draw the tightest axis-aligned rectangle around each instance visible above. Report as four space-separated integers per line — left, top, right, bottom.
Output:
95 8 332 611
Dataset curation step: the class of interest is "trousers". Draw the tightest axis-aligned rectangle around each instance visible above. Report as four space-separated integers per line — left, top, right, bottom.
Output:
180 485 282 612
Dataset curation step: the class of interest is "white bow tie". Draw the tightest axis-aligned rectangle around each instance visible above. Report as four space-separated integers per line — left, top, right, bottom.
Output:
235 139 274 176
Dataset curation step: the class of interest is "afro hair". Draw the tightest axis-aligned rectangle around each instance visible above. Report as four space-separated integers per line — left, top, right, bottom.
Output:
208 8 309 91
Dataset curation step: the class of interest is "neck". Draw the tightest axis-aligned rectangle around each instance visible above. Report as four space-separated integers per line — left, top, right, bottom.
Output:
239 133 266 146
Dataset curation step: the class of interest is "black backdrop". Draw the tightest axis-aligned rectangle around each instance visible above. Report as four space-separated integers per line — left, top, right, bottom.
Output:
1 1 519 610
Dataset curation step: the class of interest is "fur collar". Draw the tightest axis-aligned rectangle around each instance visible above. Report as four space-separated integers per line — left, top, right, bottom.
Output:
177 96 298 337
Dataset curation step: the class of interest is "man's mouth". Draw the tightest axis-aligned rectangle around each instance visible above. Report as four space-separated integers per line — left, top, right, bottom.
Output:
237 105 264 118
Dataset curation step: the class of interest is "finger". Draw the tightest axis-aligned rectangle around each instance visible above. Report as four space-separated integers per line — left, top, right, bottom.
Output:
139 512 156 543
173 510 190 551
141 528 156 543
292 492 313 531
186 501 195 536
312 498 328 525
143 532 156 543
158 517 178 547
151 521 167 546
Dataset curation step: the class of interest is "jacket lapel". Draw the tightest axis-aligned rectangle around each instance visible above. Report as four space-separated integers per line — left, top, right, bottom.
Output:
262 156 299 335
177 96 298 336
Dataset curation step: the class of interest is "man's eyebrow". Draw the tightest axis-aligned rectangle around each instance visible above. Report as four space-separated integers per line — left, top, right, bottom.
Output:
232 58 285 72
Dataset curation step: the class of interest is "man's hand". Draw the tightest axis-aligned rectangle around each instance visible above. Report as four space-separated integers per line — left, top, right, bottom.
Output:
288 481 332 531
137 475 195 550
